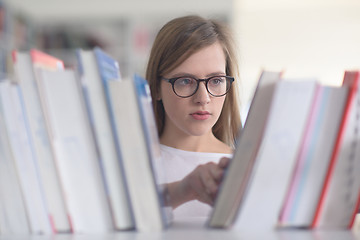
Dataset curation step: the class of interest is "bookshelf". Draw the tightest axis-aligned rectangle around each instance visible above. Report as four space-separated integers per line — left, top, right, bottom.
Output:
1 0 232 79
0 218 360 240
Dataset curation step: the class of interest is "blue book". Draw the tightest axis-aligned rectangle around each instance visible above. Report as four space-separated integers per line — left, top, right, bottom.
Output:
93 47 122 153
134 75 168 211
76 48 135 230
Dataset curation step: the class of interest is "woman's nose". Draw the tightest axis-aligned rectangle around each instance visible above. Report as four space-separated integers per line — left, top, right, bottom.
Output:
193 82 210 105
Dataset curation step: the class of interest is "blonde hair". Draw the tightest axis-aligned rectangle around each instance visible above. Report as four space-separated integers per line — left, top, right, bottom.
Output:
146 15 242 147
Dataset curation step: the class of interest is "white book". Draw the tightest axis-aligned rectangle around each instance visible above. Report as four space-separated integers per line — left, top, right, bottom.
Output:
0 80 30 235
36 69 113 233
232 79 318 231
280 85 348 227
12 50 70 233
76 49 134 230
0 80 52 234
208 71 281 228
108 76 167 232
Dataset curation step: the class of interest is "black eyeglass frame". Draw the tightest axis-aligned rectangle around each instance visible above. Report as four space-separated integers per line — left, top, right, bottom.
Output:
162 75 235 98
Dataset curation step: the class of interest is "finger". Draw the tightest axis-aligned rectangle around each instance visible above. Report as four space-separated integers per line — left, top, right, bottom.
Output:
218 157 231 169
202 163 219 187
209 165 224 182
206 162 225 182
189 168 214 205
200 168 219 197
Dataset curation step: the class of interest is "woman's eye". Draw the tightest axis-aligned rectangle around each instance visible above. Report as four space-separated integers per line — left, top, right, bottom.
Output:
209 77 224 85
177 78 194 85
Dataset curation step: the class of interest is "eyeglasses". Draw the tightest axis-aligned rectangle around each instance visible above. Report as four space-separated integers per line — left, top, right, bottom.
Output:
162 75 234 98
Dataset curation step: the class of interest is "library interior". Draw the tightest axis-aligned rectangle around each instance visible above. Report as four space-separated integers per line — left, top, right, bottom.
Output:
0 0 360 239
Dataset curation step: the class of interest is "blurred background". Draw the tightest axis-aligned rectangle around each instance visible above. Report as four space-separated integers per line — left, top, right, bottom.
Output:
1 0 360 107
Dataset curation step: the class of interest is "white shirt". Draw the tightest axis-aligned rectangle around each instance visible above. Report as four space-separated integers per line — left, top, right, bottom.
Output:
156 144 232 222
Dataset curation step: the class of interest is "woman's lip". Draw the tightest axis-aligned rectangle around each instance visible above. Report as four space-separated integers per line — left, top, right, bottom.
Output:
191 111 210 115
190 111 211 120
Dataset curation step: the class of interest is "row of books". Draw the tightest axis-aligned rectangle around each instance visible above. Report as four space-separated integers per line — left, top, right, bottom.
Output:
1 46 359 236
0 47 168 235
208 71 360 231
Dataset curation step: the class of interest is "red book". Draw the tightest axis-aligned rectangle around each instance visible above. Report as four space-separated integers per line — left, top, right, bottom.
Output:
312 71 360 229
30 49 64 69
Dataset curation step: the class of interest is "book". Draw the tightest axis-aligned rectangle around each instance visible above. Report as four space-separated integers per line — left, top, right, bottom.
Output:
207 71 282 228
231 79 319 232
93 47 121 107
0 80 30 235
36 68 113 233
12 49 70 233
76 48 134 230
353 214 360 232
30 49 64 70
0 80 52 234
107 75 168 232
312 71 360 229
279 84 349 227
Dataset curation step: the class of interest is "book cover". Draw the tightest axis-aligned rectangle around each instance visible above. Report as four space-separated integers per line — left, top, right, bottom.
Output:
312 71 360 229
92 47 123 156
208 71 282 228
108 75 168 231
12 50 70 233
232 79 319 232
0 80 52 234
279 84 349 227
0 80 30 235
36 68 113 233
76 48 134 230
134 74 170 226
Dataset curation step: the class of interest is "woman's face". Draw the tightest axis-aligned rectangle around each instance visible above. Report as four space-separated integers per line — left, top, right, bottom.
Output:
160 41 227 138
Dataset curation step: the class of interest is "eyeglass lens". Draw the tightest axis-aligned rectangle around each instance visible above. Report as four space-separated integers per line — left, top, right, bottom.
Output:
173 76 230 97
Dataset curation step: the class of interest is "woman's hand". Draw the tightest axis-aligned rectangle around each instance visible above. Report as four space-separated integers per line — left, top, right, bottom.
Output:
164 157 231 209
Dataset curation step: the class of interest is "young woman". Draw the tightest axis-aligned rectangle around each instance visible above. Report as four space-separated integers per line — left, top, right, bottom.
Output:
146 15 242 220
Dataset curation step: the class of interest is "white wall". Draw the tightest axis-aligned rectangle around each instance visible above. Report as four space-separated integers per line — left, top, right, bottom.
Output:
3 0 232 22
2 0 233 78
5 0 360 106
233 0 360 105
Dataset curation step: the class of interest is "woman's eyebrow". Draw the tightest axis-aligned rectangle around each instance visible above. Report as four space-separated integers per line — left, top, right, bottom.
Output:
169 72 226 78
168 72 196 78
206 72 226 77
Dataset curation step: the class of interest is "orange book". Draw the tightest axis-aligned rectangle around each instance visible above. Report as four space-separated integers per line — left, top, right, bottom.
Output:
12 49 70 233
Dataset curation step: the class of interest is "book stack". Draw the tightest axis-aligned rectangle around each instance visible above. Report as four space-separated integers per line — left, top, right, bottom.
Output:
208 70 360 231
1 47 359 236
0 48 168 235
